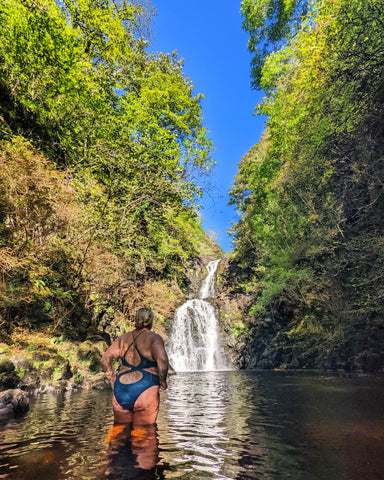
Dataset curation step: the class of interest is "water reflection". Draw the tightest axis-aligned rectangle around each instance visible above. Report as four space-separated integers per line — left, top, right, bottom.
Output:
157 371 273 479
2 372 384 479
97 423 159 479
235 372 384 480
164 372 229 477
0 389 113 479
158 371 384 479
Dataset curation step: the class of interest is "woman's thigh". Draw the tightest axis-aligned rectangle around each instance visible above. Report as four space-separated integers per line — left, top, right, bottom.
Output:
132 386 160 425
112 394 133 423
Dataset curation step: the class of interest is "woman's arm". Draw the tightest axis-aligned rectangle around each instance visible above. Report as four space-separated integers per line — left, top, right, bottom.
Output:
151 335 169 390
101 337 122 386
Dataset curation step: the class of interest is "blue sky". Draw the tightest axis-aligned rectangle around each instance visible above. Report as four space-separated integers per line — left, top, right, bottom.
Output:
149 0 265 252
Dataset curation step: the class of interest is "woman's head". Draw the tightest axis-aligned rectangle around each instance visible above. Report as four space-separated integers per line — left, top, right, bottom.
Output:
134 307 154 330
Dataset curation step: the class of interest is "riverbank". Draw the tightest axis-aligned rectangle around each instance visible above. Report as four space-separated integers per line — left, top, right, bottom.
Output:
215 257 384 373
0 329 113 420
0 329 113 395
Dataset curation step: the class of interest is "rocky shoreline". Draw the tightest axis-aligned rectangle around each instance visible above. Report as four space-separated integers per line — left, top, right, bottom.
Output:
0 332 114 420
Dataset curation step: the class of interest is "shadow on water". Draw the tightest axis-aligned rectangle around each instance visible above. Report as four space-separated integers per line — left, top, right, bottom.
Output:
2 371 384 479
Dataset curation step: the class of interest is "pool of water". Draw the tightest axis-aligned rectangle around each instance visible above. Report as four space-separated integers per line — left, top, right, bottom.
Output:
1 371 384 479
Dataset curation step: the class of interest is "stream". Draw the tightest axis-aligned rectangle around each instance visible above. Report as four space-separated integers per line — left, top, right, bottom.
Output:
1 371 384 479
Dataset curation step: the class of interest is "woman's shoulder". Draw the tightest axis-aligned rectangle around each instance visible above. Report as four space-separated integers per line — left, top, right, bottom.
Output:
116 331 133 344
148 331 165 343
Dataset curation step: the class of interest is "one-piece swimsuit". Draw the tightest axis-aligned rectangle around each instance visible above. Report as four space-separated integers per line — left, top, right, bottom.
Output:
113 331 160 411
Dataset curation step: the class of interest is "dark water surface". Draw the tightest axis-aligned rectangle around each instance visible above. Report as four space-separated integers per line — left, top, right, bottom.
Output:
1 371 384 479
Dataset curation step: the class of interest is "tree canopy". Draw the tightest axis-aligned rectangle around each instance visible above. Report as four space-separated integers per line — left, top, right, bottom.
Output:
0 0 215 273
241 0 311 87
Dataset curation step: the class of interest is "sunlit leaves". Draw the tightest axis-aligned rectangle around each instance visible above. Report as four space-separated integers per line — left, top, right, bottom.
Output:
241 0 311 87
0 0 215 275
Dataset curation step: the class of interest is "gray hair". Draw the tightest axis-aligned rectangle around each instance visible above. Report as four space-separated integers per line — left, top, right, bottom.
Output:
134 308 154 329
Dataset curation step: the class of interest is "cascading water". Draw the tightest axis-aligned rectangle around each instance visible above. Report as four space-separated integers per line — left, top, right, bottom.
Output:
168 259 227 372
198 259 220 300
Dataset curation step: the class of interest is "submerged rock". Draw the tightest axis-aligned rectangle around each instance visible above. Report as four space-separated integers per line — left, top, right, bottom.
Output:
0 389 29 419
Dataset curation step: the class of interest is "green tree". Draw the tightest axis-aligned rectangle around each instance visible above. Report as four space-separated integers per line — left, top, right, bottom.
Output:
0 0 214 275
240 0 311 87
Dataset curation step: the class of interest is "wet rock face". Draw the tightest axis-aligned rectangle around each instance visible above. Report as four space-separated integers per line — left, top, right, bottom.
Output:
183 257 205 299
0 359 20 390
214 258 253 369
0 389 29 419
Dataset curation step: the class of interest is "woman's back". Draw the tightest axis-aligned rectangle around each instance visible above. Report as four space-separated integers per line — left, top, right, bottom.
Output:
101 308 169 424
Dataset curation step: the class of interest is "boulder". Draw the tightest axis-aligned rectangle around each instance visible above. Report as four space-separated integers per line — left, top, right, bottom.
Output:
0 358 20 390
0 389 29 419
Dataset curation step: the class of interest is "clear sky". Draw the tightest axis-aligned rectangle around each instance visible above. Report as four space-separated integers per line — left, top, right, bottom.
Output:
149 0 265 252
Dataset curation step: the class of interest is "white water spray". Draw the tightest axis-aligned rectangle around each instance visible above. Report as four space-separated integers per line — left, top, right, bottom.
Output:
168 259 227 372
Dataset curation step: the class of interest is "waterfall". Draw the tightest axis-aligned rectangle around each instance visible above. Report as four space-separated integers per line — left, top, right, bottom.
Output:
199 259 220 300
168 259 227 372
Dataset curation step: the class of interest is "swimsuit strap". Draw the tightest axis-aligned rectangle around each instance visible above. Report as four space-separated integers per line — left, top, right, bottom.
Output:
132 331 157 367
121 330 146 367
132 330 146 358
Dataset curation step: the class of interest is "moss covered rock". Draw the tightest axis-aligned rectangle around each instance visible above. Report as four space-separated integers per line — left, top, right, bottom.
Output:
0 359 20 390
77 341 103 373
0 358 15 374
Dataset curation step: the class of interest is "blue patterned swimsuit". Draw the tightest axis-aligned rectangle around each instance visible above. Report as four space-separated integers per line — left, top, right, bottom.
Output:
113 331 160 411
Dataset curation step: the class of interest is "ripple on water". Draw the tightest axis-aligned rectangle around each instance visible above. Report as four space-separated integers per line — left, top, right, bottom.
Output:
2 372 384 479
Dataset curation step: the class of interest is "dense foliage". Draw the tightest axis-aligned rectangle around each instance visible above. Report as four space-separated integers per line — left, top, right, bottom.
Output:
240 0 310 86
0 0 220 339
231 0 384 370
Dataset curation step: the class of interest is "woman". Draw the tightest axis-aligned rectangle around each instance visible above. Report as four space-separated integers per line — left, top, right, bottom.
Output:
101 307 169 425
